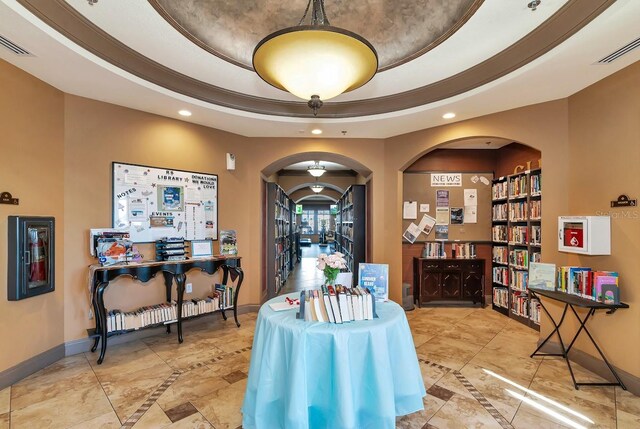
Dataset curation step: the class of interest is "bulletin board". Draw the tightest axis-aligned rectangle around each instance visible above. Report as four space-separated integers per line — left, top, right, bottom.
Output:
402 172 493 242
112 162 218 243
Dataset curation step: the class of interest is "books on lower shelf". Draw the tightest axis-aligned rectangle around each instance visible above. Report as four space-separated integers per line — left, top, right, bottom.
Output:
530 299 541 324
493 287 508 309
296 285 377 323
492 225 507 242
510 269 528 291
493 266 508 286
105 289 230 333
509 249 529 269
511 292 529 318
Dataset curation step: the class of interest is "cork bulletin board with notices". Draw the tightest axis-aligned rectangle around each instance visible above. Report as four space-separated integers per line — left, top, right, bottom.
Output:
402 172 493 242
112 162 218 243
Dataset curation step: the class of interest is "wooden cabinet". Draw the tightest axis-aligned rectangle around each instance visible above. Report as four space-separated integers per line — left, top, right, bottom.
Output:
413 258 485 306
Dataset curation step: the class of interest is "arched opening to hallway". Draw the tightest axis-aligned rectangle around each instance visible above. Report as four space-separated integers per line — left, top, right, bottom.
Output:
261 153 373 301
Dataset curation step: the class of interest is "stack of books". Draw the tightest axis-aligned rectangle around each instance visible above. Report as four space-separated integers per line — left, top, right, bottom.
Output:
105 293 222 333
214 283 234 309
297 285 377 323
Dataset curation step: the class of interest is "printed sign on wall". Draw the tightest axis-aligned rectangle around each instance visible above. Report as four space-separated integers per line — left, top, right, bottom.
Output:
431 173 462 187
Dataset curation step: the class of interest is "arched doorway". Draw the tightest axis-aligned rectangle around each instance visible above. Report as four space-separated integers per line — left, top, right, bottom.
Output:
401 137 543 331
261 153 373 301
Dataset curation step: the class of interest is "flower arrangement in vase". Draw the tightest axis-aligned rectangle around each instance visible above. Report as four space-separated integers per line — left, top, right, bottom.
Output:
316 252 347 286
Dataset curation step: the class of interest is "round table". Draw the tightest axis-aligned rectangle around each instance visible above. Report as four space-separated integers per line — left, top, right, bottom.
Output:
242 293 426 429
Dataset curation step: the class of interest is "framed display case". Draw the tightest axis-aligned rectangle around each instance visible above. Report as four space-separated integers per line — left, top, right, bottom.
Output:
7 216 55 300
558 216 610 255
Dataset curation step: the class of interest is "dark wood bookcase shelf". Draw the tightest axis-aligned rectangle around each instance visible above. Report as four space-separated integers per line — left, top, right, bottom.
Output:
265 183 297 300
335 185 366 282
491 169 542 330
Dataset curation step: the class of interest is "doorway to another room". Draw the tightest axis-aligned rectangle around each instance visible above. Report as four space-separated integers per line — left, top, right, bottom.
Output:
262 156 370 300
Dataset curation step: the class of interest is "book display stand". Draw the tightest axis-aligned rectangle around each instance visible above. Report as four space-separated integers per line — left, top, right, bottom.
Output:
529 287 629 390
88 256 243 364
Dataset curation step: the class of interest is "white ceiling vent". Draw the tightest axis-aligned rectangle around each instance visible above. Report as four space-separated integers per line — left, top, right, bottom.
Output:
0 34 32 56
596 37 640 64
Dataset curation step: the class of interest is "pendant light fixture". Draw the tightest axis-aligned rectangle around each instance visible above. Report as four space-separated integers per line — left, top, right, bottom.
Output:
307 161 326 177
252 0 378 115
310 177 324 193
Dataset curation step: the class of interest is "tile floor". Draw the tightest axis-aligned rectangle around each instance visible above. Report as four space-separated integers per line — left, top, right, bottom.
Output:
2 301 639 428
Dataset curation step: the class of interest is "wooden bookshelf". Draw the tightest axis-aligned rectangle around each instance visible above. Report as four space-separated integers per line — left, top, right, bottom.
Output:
265 183 297 299
491 169 542 329
335 185 366 282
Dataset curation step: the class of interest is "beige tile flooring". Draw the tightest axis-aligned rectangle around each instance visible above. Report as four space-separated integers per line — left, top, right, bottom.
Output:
2 304 639 428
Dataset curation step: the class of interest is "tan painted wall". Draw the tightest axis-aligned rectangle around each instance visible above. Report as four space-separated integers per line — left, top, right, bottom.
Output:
0 61 65 372
63 95 252 342
4 57 638 382
564 61 640 378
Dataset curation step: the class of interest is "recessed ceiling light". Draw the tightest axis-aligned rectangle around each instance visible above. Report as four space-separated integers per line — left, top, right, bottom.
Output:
178 110 192 117
311 129 322 135
442 112 456 119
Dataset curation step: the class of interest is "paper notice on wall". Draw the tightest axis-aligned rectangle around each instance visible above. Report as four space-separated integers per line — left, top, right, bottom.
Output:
436 190 449 207
435 225 449 241
417 214 436 236
403 201 418 219
435 207 450 225
464 189 477 206
450 207 464 225
471 175 480 184
124 172 148 186
403 222 421 243
464 206 478 224
185 187 202 203
479 176 491 186
127 198 148 222
420 203 430 213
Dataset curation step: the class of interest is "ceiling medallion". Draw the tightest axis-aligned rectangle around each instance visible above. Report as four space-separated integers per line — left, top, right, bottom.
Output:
252 0 378 115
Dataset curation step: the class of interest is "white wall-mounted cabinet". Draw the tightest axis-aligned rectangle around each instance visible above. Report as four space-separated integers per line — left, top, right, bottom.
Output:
558 216 611 255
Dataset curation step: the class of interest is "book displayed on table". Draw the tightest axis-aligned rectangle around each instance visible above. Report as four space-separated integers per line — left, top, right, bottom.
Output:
296 286 378 323
358 263 389 301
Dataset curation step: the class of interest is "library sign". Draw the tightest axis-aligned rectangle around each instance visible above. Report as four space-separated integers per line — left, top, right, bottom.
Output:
431 173 462 187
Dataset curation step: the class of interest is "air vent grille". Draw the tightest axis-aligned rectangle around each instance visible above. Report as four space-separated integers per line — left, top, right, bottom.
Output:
0 34 32 56
596 37 640 64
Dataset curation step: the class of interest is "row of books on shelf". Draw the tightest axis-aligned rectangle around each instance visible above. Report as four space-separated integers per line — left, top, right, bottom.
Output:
420 242 477 259
529 263 621 304
493 287 508 308
105 286 233 333
530 175 542 195
492 246 508 264
298 285 377 323
509 175 528 197
492 181 508 200
492 204 508 221
509 249 529 269
511 293 541 324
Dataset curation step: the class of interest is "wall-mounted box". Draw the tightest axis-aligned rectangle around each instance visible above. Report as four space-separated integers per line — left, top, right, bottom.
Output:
558 216 610 255
7 216 55 300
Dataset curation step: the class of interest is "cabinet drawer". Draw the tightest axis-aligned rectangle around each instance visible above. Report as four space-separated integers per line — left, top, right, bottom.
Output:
443 261 461 270
464 261 483 271
422 261 441 270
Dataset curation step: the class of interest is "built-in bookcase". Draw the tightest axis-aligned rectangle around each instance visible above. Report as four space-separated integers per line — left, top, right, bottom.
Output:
335 185 366 282
491 169 542 329
265 183 296 299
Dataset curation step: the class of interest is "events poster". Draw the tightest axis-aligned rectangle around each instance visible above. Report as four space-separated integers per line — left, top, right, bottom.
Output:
436 190 449 207
112 162 218 242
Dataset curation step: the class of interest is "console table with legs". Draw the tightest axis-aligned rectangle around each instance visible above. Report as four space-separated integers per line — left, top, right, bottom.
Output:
529 287 629 390
88 256 243 364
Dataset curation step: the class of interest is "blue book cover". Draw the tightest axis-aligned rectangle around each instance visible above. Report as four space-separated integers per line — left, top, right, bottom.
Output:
358 263 389 302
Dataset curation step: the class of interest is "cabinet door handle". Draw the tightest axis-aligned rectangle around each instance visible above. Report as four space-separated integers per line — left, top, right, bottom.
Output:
24 250 31 265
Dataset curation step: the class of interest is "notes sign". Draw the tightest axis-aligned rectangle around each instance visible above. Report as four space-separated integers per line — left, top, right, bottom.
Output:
431 173 462 187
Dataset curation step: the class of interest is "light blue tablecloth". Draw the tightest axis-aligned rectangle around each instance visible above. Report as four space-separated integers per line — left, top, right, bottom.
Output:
242 293 426 429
